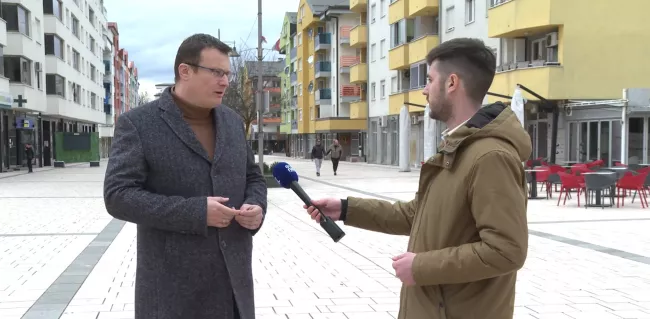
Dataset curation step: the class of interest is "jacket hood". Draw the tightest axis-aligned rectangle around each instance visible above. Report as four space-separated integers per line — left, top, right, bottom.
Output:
441 102 532 162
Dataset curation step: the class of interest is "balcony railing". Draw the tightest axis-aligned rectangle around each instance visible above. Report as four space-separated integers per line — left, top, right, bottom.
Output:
290 47 297 61
316 88 332 105
340 56 360 67
315 61 331 78
340 26 352 44
340 85 361 97
314 33 332 51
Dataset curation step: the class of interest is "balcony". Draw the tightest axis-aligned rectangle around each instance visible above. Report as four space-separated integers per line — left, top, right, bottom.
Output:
315 61 331 78
340 26 352 45
291 97 298 109
104 60 111 73
389 92 409 115
314 118 366 132
488 0 560 38
350 0 367 13
340 56 360 73
315 88 332 105
340 85 361 103
350 24 367 48
350 63 368 83
290 47 297 61
389 44 409 70
389 0 408 24
407 89 427 111
104 103 112 115
408 34 439 65
350 100 368 119
409 0 439 17
290 72 298 84
314 33 332 51
490 64 564 100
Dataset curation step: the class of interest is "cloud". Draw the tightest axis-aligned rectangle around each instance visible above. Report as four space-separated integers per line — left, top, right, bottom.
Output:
105 0 291 85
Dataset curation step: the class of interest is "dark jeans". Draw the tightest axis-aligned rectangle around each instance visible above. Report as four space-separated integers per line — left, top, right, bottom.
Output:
331 158 340 172
26 158 33 172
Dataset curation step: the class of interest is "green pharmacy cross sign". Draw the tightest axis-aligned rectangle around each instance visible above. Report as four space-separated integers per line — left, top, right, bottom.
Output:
14 95 27 107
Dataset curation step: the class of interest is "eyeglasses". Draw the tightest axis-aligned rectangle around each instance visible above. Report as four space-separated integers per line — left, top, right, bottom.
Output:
185 63 234 81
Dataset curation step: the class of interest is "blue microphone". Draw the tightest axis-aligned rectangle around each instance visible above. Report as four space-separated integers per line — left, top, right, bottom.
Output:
272 162 345 243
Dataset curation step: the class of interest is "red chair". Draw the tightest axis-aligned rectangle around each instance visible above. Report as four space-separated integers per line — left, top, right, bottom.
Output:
616 172 648 208
557 172 586 206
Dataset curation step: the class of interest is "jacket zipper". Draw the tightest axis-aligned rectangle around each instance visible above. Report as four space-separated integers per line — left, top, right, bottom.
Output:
438 286 447 319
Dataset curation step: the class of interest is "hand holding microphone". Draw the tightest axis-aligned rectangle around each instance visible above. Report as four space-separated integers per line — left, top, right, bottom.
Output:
272 162 346 243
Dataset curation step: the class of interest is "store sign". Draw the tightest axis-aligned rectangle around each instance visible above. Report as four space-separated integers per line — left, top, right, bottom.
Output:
0 92 12 109
15 118 35 129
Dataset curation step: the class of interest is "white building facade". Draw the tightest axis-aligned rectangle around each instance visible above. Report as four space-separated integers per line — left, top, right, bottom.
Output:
99 21 114 158
366 0 398 165
0 0 110 171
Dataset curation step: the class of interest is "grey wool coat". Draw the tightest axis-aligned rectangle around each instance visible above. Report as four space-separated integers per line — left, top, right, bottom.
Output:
103 87 267 319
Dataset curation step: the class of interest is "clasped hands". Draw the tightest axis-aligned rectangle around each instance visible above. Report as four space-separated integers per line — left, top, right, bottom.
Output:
207 197 263 230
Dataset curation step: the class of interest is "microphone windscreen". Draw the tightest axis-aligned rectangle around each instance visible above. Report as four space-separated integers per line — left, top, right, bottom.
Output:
272 162 299 189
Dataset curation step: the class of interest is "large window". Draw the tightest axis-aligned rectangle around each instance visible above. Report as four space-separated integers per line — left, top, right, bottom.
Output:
2 4 31 36
389 19 415 48
43 0 63 20
45 34 65 59
409 63 428 90
46 74 65 97
3 56 32 85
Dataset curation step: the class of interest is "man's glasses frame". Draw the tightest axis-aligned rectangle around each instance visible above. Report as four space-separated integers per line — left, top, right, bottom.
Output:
184 63 234 81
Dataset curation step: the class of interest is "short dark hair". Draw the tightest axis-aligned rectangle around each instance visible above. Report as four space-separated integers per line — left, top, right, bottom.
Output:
426 38 496 102
174 33 233 81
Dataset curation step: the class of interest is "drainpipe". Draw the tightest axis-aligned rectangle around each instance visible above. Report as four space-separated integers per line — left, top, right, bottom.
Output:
364 1 370 161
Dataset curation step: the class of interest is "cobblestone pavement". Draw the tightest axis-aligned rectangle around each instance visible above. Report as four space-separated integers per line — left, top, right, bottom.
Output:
1 156 649 319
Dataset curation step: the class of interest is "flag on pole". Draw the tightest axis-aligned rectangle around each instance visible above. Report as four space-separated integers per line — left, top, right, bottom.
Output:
260 36 267 44
272 39 281 51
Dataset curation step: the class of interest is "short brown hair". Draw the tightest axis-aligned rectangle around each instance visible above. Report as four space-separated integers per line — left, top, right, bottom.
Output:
426 38 496 102
174 33 233 81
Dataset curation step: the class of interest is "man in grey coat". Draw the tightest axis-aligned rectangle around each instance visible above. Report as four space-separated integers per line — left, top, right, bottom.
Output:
103 34 267 319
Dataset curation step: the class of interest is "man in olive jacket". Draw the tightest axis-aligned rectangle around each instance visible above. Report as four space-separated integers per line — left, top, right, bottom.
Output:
305 38 531 319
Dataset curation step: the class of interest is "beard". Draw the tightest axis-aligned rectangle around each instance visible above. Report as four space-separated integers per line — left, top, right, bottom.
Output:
428 87 452 122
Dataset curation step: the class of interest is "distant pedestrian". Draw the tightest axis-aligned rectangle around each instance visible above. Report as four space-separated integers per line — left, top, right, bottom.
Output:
304 38 531 319
311 139 325 176
24 143 34 173
104 33 267 319
326 139 343 175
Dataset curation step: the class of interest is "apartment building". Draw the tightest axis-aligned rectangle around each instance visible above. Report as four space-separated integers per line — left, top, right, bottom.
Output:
99 22 114 157
485 0 650 166
293 0 368 160
0 0 110 171
127 61 139 108
278 12 298 156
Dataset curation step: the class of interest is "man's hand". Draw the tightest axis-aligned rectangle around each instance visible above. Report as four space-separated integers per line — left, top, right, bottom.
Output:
236 204 264 230
207 197 239 228
392 252 416 286
304 198 342 222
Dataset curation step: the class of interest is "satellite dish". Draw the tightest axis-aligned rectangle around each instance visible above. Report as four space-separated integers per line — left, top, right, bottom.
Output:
308 56 313 64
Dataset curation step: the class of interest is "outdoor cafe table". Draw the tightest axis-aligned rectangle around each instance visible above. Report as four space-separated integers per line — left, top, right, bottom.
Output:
582 171 616 207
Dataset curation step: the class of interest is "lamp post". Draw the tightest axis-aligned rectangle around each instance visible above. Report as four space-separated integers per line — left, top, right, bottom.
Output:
256 0 264 173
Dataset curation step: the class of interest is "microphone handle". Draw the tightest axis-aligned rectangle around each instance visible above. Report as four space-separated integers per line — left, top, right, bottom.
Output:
290 181 346 243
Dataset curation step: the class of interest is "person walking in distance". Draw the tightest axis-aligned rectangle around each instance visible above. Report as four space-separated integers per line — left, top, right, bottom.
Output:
103 34 267 319
326 139 343 175
304 38 531 319
311 139 325 176
24 143 34 173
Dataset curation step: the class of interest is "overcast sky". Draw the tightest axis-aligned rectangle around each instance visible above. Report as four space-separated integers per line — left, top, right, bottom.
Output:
104 0 292 97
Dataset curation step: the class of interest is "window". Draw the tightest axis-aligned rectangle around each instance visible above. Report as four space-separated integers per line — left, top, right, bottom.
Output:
90 64 96 82
371 4 376 22
0 47 5 76
88 8 95 26
4 56 32 85
2 4 31 36
530 39 547 60
72 50 80 70
371 82 376 100
45 34 65 59
380 80 386 99
380 0 386 17
465 0 475 24
91 92 97 108
71 82 81 103
380 39 386 58
445 6 455 31
43 0 63 20
371 43 376 61
409 64 428 90
71 15 80 38
46 74 65 97
390 19 415 48
391 76 398 93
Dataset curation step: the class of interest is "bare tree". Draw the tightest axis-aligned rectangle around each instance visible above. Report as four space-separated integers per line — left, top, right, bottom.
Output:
222 49 257 139
138 91 151 106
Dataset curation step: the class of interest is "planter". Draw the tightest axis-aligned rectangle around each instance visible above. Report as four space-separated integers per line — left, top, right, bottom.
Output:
264 175 281 188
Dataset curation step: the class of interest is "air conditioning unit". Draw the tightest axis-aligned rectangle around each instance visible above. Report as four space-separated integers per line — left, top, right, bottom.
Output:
546 32 559 47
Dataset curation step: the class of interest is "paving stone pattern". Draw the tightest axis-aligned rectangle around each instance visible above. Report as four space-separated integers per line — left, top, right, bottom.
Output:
1 157 649 319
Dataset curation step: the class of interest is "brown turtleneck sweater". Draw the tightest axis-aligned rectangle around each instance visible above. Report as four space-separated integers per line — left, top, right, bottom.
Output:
171 88 216 160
